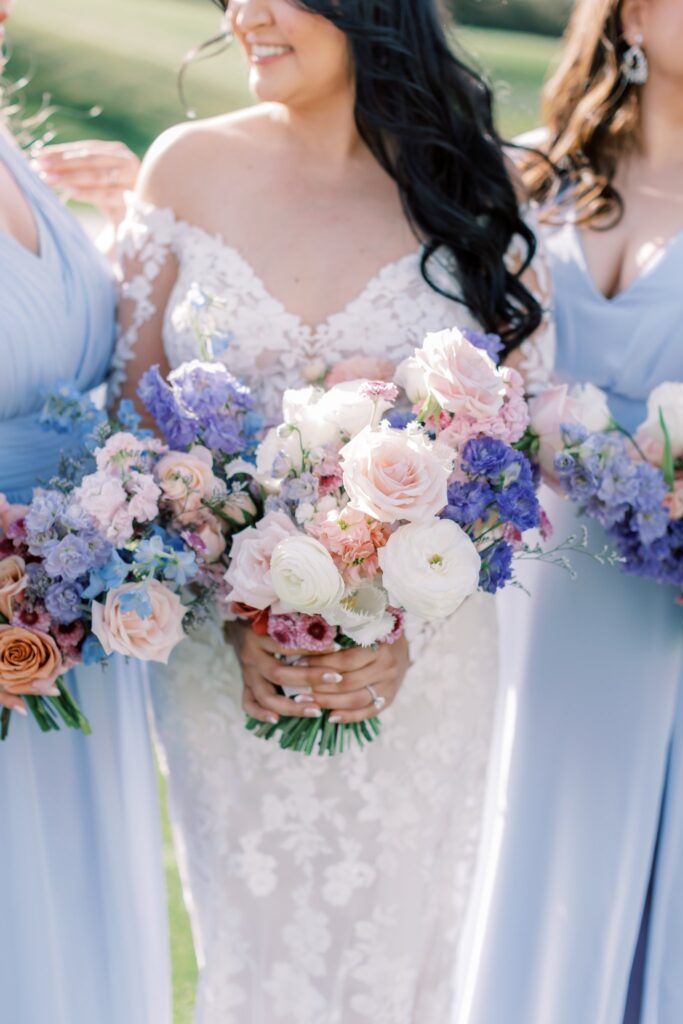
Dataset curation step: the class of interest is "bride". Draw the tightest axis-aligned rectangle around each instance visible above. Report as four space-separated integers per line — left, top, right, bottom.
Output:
114 1 553 1020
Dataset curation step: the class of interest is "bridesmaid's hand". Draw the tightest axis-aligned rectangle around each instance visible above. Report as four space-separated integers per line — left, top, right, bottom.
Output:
0 691 27 716
34 140 140 228
227 622 410 725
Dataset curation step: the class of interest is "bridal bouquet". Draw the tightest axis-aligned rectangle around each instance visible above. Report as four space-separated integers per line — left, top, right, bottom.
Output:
528 380 683 601
225 327 550 755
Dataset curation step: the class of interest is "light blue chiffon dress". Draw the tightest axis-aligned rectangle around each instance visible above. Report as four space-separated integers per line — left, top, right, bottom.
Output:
457 219 683 1024
0 132 171 1024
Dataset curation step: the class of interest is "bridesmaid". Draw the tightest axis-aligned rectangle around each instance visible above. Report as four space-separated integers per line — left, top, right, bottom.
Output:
458 1 683 1023
0 4 171 1022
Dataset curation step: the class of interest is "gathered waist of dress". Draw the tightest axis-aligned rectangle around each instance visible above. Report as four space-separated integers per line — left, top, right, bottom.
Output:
0 384 106 504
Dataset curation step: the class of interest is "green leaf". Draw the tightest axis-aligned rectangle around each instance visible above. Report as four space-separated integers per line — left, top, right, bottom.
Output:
660 407 675 488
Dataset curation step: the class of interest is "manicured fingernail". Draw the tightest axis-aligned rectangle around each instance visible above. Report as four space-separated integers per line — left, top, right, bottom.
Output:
331 643 342 652
329 715 342 724
15 705 28 716
304 707 322 718
294 694 316 704
267 715 279 724
322 672 343 684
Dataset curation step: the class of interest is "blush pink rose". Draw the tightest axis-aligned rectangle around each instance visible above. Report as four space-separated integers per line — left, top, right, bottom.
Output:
325 356 396 388
412 328 506 418
530 383 612 477
0 495 29 536
155 447 218 522
193 514 227 563
0 556 27 620
224 511 299 610
91 580 187 664
341 424 453 524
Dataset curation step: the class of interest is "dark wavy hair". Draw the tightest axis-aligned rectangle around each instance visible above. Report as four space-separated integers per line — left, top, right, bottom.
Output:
206 0 542 352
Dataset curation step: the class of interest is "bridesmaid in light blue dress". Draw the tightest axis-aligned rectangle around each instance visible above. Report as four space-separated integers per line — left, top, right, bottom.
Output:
0 117 171 1024
457 2 683 1023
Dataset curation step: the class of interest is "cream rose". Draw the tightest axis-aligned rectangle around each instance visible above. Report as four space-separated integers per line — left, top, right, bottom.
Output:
0 556 27 620
530 382 612 476
635 382 683 464
155 446 218 520
395 355 429 404
411 328 505 417
224 511 299 609
341 423 453 524
0 625 62 696
91 580 187 664
270 536 345 614
316 381 392 438
378 519 481 619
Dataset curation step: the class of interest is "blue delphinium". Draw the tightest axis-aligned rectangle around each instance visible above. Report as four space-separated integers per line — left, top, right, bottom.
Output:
44 533 94 582
479 541 514 594
442 480 494 525
82 551 130 600
45 580 84 624
138 365 199 449
496 481 541 532
462 328 505 364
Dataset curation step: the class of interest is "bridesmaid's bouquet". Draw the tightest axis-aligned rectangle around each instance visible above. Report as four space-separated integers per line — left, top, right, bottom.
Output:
0 376 258 739
527 380 683 601
224 327 555 755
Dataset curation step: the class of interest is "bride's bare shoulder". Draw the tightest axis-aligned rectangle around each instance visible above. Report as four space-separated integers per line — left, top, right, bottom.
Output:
135 105 281 211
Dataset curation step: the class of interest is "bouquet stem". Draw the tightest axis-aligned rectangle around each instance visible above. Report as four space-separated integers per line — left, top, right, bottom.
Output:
0 677 91 742
246 709 381 756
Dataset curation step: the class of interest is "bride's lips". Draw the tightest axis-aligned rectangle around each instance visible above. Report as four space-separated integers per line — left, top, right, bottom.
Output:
248 43 294 67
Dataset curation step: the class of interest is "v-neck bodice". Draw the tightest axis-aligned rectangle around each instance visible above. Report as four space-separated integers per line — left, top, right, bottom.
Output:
544 218 683 431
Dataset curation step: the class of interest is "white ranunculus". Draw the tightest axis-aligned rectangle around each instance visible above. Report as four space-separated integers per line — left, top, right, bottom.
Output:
323 584 395 647
281 387 340 449
378 519 481 619
395 355 429 404
270 535 345 614
317 380 393 438
638 382 683 459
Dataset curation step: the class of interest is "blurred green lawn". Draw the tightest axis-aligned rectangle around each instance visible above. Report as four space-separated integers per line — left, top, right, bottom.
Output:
7 3 560 1021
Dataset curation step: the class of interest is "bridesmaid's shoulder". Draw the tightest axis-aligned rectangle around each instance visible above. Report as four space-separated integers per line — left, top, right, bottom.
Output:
135 105 278 212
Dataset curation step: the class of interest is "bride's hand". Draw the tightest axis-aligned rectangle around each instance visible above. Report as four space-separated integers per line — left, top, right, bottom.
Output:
227 623 410 725
0 691 27 716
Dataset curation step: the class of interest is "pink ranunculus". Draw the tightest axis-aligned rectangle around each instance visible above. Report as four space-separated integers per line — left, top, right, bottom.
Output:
307 505 390 584
413 328 506 419
529 382 612 478
74 472 134 545
91 580 187 664
155 447 218 522
325 357 396 389
127 474 162 524
341 423 453 524
0 555 27 620
224 511 299 610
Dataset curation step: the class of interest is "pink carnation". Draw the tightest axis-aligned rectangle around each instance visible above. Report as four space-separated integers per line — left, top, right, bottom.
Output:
11 603 53 634
359 381 399 403
382 607 405 645
294 615 337 652
325 357 396 388
307 506 391 584
311 448 344 496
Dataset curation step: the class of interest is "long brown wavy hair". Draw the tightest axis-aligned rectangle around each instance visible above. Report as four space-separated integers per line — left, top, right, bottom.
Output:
523 0 642 227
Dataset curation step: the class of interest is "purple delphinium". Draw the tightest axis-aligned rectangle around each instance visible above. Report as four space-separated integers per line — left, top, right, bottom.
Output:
442 480 495 525
479 541 514 594
45 580 84 625
138 365 199 449
44 533 94 582
170 362 253 418
496 481 541 532
462 328 504 364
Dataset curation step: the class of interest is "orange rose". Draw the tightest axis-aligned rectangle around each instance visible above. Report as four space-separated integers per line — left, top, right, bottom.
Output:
0 556 27 620
0 625 63 696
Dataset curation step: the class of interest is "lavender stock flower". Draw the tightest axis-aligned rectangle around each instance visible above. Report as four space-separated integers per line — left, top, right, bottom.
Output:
44 534 94 581
45 580 84 624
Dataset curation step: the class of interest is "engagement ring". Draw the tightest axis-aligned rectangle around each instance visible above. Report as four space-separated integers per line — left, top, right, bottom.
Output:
366 685 386 712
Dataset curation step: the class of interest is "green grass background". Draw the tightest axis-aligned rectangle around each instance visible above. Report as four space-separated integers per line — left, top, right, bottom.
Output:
6 3 562 1021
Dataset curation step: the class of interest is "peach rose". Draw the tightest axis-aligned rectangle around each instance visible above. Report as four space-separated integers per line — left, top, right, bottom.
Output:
91 580 187 664
0 625 62 696
193 515 227 564
155 446 218 521
341 423 453 523
0 556 27 620
325 356 396 388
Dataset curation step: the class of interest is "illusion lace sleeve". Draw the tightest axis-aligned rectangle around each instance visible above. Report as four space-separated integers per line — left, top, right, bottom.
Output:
109 195 179 401
505 212 556 394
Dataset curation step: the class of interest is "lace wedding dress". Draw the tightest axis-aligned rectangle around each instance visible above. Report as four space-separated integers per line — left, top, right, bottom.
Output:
114 198 554 1024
